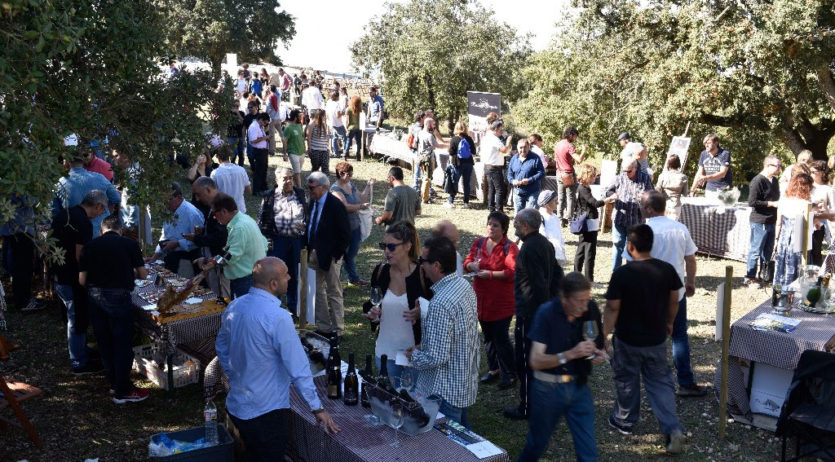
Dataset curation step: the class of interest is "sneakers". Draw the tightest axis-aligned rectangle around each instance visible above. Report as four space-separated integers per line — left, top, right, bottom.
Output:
443 202 453 209
608 415 633 435
113 388 150 404
676 383 708 397
21 298 45 312
743 278 761 289
666 429 684 454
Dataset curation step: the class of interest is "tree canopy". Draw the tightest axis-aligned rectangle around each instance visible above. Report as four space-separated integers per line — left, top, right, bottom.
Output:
515 0 835 179
0 0 230 260
350 0 532 128
158 0 296 76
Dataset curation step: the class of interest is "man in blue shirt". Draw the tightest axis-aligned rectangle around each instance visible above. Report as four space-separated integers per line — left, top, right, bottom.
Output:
691 132 732 200
53 155 121 237
216 257 339 461
145 182 204 274
507 139 545 212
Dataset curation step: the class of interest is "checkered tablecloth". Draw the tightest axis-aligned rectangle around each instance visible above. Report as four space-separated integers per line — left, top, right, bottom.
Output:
131 280 220 352
680 198 751 261
716 298 835 418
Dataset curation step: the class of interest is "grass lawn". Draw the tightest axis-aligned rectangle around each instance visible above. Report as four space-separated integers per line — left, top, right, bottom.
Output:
1 151 787 461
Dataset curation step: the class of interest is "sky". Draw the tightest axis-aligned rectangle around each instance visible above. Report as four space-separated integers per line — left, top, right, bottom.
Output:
278 0 569 75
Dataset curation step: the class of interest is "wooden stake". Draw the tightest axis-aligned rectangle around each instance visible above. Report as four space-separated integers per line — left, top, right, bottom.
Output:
800 203 812 268
719 265 733 438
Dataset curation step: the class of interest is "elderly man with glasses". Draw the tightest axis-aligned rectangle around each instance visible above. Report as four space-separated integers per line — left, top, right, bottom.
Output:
744 155 782 287
604 157 654 271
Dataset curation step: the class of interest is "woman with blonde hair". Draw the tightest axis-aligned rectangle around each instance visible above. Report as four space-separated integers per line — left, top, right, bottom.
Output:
655 154 689 221
345 95 363 159
446 121 477 208
574 163 608 282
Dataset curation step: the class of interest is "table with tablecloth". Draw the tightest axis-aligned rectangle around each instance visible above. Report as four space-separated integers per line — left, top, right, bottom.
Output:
284 375 510 462
680 197 751 261
716 299 835 427
367 133 418 168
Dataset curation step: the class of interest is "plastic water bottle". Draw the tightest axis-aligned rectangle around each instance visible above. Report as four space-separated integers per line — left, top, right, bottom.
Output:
204 399 218 445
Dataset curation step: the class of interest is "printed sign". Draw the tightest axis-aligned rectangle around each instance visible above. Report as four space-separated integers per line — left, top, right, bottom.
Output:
467 91 501 133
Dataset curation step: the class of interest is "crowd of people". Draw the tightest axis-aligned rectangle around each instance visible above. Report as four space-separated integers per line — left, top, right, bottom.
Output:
4 62 821 461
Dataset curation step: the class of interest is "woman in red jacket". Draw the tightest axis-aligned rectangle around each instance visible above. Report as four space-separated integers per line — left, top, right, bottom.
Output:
464 211 519 389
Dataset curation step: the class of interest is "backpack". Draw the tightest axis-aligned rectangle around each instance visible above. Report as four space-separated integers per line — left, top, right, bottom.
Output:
457 138 472 159
406 132 416 150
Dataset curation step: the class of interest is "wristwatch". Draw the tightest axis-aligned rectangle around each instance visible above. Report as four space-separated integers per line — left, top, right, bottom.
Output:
557 352 567 365
312 407 325 415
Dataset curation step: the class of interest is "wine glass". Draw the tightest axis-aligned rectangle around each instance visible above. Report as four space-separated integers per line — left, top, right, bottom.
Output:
583 321 598 360
390 400 404 448
370 287 383 315
399 371 412 392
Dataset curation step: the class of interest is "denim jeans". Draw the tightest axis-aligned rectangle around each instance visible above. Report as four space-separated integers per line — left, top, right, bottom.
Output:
610 337 683 435
513 191 539 213
746 222 775 279
611 223 628 271
671 297 694 387
343 227 362 283
227 136 244 166
454 163 474 204
413 160 423 190
518 380 598 462
229 409 290 462
246 141 255 167
229 274 253 299
331 125 347 156
55 283 88 369
437 397 470 429
88 287 134 396
269 236 302 315
345 129 362 158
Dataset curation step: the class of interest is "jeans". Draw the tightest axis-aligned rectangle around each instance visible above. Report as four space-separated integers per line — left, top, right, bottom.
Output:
611 223 628 271
246 141 255 168
437 397 470 429
345 129 361 158
55 283 89 369
514 316 533 415
480 317 515 379
610 337 683 435
375 357 417 386
671 297 695 387
513 191 538 213
557 174 578 219
412 160 423 190
88 287 134 396
229 409 290 462
269 236 302 315
343 227 362 283
746 222 775 279
486 167 505 212
227 136 244 166
451 163 474 204
518 380 598 462
229 274 253 299
331 125 347 156
252 147 269 193
574 231 598 281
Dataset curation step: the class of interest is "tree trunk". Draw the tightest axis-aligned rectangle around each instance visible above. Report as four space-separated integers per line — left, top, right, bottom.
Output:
776 125 835 161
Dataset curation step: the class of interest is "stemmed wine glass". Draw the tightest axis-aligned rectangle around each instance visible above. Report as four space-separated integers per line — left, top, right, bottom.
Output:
390 400 404 448
399 371 413 392
583 321 598 360
370 286 383 314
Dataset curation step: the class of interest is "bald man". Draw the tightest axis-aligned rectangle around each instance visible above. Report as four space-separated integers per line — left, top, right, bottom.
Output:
217 257 338 460
432 220 463 275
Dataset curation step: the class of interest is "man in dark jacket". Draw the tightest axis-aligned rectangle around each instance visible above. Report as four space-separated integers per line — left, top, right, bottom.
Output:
506 208 564 420
187 176 230 297
745 155 781 287
305 171 351 337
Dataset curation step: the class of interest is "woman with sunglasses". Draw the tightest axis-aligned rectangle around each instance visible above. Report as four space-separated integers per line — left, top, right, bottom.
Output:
330 162 374 287
463 211 519 389
363 221 431 383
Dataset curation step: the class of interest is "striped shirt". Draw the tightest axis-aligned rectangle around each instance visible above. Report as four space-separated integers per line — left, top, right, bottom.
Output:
272 189 306 238
412 273 480 408
309 123 329 152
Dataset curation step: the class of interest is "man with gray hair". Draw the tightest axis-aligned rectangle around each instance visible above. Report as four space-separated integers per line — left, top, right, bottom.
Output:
146 182 205 275
50 189 109 375
506 208 564 420
305 172 351 337
604 156 654 271
186 176 229 296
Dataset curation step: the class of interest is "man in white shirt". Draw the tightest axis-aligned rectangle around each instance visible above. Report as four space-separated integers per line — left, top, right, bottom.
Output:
247 113 271 195
636 190 706 397
211 145 252 213
235 70 248 96
325 91 346 158
480 120 513 213
301 82 324 118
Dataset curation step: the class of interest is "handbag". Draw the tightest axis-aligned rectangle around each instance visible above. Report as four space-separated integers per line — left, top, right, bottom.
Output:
585 218 601 232
570 213 588 235
560 171 575 187
759 258 775 284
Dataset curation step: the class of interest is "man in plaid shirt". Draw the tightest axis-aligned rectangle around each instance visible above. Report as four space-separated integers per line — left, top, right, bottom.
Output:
407 236 479 428
605 157 654 271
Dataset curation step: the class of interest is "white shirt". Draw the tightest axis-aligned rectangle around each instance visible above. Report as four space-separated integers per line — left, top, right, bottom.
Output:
247 120 268 149
325 100 343 128
375 291 415 360
539 209 568 265
642 215 697 300
235 78 247 94
530 145 548 169
211 163 251 214
301 86 324 110
480 132 505 166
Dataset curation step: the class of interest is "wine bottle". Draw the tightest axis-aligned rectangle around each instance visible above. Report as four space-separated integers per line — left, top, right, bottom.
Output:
326 337 342 399
377 354 397 395
343 353 359 406
806 276 824 308
360 354 373 408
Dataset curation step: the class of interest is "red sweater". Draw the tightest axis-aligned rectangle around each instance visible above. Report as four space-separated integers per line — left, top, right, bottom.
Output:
463 236 518 322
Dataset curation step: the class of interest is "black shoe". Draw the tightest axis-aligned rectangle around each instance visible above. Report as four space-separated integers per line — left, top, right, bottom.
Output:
72 360 104 376
676 383 708 397
503 407 528 420
607 415 633 435
497 376 517 390
480 372 499 384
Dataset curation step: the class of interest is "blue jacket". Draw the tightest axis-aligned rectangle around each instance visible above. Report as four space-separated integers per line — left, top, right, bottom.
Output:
507 154 545 197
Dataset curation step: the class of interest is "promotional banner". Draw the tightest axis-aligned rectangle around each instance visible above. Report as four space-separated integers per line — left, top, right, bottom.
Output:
467 91 502 134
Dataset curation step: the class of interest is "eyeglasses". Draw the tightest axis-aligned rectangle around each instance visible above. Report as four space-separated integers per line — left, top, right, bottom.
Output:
378 242 403 252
